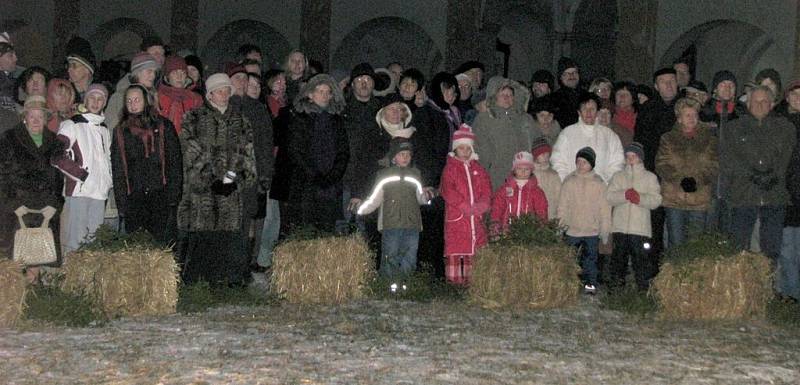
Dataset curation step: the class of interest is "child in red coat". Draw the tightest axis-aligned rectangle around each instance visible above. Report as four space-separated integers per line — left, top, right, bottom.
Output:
490 151 549 235
440 125 492 285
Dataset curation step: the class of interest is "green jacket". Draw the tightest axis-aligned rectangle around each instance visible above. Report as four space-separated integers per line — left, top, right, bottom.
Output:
720 113 796 207
357 166 427 231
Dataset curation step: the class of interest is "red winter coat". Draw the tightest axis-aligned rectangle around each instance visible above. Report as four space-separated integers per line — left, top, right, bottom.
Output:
440 155 492 256
158 84 203 134
490 175 548 235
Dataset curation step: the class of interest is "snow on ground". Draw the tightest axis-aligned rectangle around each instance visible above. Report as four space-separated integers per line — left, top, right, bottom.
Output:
1 298 799 384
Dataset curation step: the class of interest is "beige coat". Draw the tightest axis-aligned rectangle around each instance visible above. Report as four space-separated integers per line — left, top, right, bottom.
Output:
606 163 662 237
534 166 562 220
557 170 611 242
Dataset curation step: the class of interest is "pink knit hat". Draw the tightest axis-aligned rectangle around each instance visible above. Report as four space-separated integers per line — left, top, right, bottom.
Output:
85 83 108 100
451 123 476 151
512 151 535 170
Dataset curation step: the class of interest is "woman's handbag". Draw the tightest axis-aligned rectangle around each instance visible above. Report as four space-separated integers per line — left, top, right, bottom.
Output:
12 205 58 266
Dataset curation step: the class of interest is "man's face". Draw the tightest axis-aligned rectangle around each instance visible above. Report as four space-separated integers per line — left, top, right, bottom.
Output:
146 45 166 66
25 73 47 97
230 73 248 96
288 52 306 77
457 78 471 100
465 68 482 89
578 100 598 125
138 68 157 88
351 75 374 101
0 50 17 72
399 78 418 100
674 63 691 87
532 82 550 98
748 89 773 120
68 60 91 84
388 63 403 78
209 86 232 108
654 73 678 102
716 80 736 101
760 78 778 97
561 68 579 89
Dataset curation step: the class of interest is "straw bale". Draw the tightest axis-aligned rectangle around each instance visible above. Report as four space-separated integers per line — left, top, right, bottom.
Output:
61 246 179 318
652 251 772 320
469 244 581 310
0 259 27 328
271 235 374 304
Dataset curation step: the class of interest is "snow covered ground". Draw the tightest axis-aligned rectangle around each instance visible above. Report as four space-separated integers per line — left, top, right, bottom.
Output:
1 298 799 384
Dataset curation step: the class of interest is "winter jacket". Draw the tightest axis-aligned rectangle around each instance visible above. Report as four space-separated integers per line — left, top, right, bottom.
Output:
342 94 389 199
440 155 492 256
606 163 662 237
720 113 796 208
409 103 450 188
534 165 561 220
655 123 718 210
357 166 427 231
268 106 293 201
608 121 634 148
0 124 64 255
473 76 538 188
52 113 113 200
490 175 548 234
551 118 624 183
782 110 800 226
177 102 257 232
557 170 612 241
111 116 182 217
634 95 676 172
532 119 561 147
550 86 584 127
157 84 203 134
230 95 275 218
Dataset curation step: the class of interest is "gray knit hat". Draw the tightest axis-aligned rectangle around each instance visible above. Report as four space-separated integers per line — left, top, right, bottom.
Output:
130 52 160 75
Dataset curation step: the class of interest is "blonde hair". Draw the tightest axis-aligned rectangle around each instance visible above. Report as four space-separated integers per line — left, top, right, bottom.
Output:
674 97 702 116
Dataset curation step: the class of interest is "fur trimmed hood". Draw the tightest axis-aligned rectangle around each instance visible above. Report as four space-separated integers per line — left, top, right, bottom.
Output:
293 74 346 115
485 76 530 117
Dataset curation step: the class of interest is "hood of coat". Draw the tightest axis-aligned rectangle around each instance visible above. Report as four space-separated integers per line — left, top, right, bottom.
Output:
428 72 459 111
485 76 530 117
293 74 346 115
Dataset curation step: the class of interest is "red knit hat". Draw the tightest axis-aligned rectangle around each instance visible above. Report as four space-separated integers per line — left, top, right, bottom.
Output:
163 56 188 75
451 123 476 151
531 137 552 159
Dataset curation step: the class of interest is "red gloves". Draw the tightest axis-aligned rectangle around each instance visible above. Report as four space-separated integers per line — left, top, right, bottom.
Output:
624 188 640 205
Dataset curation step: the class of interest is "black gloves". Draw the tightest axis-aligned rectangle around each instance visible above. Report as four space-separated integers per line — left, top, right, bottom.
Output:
680 177 697 193
210 179 237 196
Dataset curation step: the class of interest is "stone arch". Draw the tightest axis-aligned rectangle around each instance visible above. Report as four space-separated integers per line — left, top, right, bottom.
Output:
571 0 618 81
89 17 158 61
660 20 775 89
202 19 291 74
482 0 554 82
332 17 443 79
0 20 48 67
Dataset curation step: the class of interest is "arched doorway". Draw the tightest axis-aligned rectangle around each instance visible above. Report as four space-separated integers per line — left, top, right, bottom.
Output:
660 20 776 89
332 17 443 78
571 0 618 82
89 17 158 61
202 19 291 73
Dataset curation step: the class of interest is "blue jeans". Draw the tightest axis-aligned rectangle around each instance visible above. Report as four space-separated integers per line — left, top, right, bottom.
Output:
665 208 707 248
730 205 785 261
778 227 800 299
567 235 599 286
380 228 419 279
256 198 280 268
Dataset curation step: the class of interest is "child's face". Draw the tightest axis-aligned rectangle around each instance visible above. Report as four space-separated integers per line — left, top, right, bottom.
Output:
513 165 533 179
576 157 592 174
393 150 412 167
625 152 641 166
454 144 472 161
534 152 550 164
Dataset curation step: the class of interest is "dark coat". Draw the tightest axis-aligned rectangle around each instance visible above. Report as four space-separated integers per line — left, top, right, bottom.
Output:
408 103 450 188
0 124 63 255
342 94 389 199
269 106 293 201
634 95 676 173
783 111 800 226
550 86 585 128
230 95 274 218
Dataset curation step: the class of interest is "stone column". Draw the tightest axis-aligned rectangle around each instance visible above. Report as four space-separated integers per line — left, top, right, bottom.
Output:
52 0 81 69
170 0 199 52
299 0 332 70
794 0 800 79
446 0 481 71
614 0 658 83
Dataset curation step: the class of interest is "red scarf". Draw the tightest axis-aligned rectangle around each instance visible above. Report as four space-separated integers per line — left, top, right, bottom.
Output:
715 100 734 114
116 115 167 194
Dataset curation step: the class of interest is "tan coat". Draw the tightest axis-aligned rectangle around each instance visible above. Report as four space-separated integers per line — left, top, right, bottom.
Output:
557 170 611 242
655 123 718 210
534 166 562 220
606 163 662 237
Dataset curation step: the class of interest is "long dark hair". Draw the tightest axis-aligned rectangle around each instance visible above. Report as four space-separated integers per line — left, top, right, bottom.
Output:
120 83 159 128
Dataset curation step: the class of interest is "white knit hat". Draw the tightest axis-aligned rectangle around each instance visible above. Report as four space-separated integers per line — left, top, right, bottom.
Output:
205 73 234 98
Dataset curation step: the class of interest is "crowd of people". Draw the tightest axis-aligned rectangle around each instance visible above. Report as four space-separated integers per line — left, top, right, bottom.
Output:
1 30 798 302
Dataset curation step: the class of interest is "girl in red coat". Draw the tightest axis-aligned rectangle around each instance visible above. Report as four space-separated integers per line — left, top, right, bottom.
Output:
440 125 492 285
490 151 549 235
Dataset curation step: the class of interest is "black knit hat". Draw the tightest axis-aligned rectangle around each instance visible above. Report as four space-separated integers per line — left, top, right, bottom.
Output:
531 97 556 114
350 62 375 82
576 147 596 169
624 142 645 162
711 70 737 92
65 36 97 75
387 137 413 161
455 60 485 75
557 57 578 76
531 69 555 89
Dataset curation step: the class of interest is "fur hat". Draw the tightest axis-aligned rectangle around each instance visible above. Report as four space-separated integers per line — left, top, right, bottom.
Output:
624 142 645 162
455 61 485 75
205 73 234 98
163 56 187 75
455 73 471 84
513 151 535 170
386 137 413 161
130 52 159 74
85 83 108 100
350 62 376 82
21 95 49 117
557 57 578 77
576 147 596 169
531 137 552 159
531 69 555 89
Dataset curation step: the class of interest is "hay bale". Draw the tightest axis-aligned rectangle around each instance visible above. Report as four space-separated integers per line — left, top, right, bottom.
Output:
61 246 179 318
469 244 581 310
271 235 374 304
0 259 27 328
652 251 772 320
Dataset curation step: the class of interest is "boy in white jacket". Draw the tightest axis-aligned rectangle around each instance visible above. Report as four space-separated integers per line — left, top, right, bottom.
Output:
605 142 662 291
